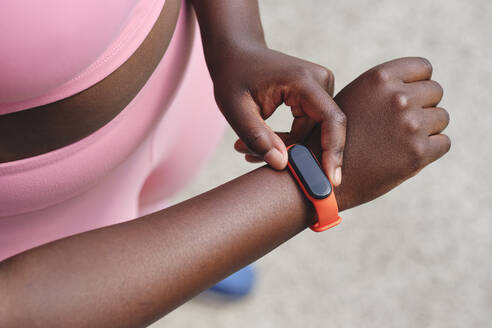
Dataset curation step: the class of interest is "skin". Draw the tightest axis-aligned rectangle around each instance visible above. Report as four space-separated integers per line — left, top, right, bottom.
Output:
0 0 346 187
0 0 451 326
0 57 450 327
191 0 347 186
0 0 182 163
236 57 451 208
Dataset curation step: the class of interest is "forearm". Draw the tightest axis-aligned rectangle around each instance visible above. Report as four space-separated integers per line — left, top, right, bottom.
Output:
0 165 316 327
190 0 266 72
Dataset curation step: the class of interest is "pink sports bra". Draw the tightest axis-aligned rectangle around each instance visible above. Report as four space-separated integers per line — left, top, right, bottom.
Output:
0 0 166 114
0 0 196 217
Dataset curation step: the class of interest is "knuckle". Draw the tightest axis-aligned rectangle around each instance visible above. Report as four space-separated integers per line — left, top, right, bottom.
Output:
391 91 410 110
317 66 335 85
334 146 345 159
403 116 421 134
371 67 391 85
293 65 314 82
242 127 268 151
329 109 347 126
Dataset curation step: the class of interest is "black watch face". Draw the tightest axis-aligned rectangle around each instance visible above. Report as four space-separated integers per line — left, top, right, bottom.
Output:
288 145 332 199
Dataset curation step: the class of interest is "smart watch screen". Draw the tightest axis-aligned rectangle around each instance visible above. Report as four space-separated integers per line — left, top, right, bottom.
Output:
287 145 332 199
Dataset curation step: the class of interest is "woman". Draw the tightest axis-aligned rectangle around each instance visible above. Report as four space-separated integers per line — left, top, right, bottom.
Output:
0 0 450 326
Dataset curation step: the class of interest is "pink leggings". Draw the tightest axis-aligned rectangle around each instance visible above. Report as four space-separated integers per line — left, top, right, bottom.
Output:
0 4 225 261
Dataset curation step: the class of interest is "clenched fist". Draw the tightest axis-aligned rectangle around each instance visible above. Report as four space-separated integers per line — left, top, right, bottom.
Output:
310 57 451 210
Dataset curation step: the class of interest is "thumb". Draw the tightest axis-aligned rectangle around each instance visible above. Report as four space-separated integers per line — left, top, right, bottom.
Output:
223 95 287 170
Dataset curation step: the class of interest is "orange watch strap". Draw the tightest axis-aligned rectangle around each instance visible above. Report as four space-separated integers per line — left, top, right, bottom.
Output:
286 144 341 232
310 192 341 232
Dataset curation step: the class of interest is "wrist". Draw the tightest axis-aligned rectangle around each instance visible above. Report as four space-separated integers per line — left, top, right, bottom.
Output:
260 165 317 228
203 38 268 76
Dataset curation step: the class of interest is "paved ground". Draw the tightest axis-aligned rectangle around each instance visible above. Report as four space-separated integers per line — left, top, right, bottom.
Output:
153 0 492 327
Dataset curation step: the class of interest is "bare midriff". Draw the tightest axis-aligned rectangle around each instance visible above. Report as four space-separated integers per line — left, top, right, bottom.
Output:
0 0 181 163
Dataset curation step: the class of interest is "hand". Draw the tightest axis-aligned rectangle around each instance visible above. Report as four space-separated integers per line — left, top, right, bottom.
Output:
210 46 346 186
306 57 451 210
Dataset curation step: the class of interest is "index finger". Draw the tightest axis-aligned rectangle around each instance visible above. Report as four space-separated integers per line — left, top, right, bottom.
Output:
295 83 347 186
371 57 433 83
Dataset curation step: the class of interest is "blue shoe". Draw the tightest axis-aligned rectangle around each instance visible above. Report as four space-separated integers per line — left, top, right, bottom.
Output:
209 265 256 297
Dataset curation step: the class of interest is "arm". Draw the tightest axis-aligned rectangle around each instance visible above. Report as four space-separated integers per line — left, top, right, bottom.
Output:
1 165 315 328
190 0 347 186
189 0 266 58
0 58 450 327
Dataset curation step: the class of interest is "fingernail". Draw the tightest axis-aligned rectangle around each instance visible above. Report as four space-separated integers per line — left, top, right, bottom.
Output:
333 167 342 186
264 148 284 169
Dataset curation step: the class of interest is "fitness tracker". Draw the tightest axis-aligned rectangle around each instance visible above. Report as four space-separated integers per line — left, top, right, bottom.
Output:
286 144 341 232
